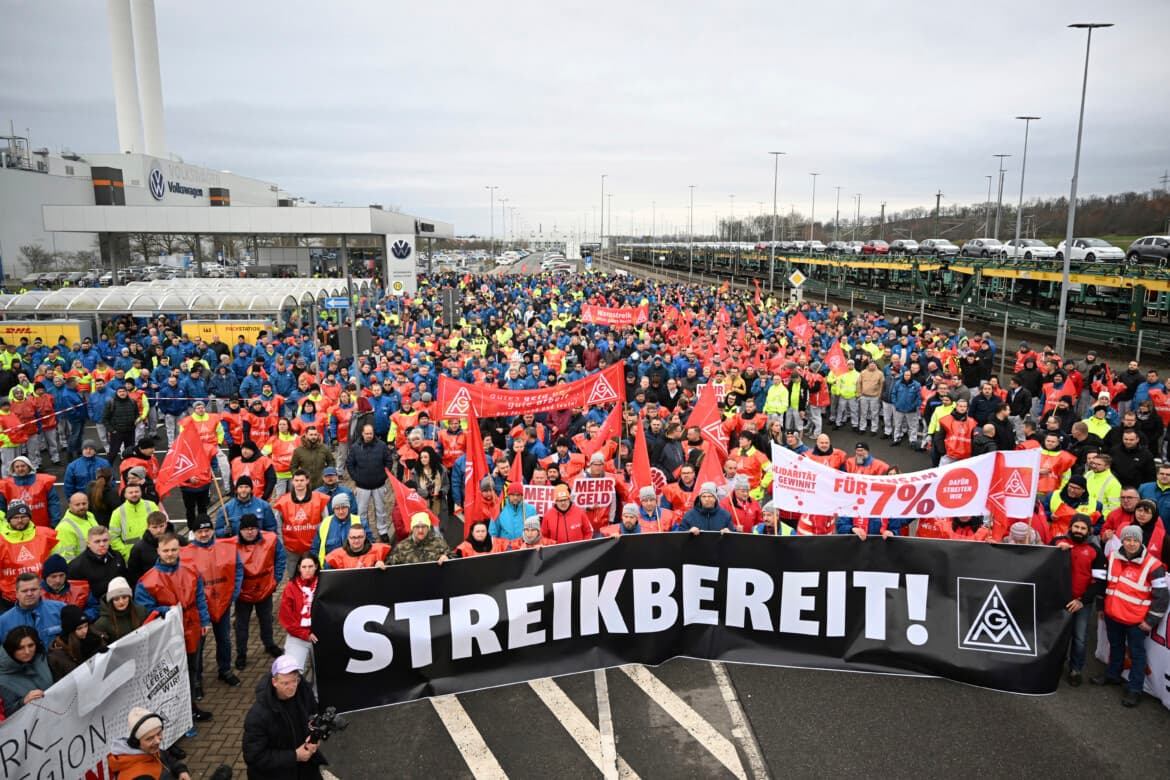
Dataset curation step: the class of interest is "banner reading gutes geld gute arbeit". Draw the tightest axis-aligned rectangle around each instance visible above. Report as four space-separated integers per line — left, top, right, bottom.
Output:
769 446 1040 520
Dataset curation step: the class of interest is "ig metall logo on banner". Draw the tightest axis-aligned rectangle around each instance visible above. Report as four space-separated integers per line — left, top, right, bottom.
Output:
956 577 1037 656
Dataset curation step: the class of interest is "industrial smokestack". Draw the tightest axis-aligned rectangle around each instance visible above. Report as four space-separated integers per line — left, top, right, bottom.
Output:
131 0 166 159
106 0 143 154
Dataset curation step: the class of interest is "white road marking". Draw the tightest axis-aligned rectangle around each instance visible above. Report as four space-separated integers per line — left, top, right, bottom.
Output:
430 694 508 780
594 669 619 780
621 665 747 780
710 662 770 780
528 677 639 778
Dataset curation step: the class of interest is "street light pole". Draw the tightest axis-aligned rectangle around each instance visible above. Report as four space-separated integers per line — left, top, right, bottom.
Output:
984 175 993 236
600 174 606 262
768 152 784 291
1057 22 1113 356
1013 116 1041 260
993 154 1011 239
689 184 696 280
485 185 498 263
854 194 861 241
729 194 735 242
808 173 819 243
834 186 841 244
499 198 509 249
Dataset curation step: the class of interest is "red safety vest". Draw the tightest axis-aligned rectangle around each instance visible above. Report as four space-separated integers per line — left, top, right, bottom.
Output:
139 562 203 653
43 580 90 610
120 454 160 482
1068 542 1100 600
331 405 355 444
185 413 222 445
0 474 59 528
438 429 466 469
0 527 57 601
325 542 391 570
231 456 271 497
795 514 834 535
600 520 664 537
453 538 511 557
1038 449 1076 495
940 415 977 459
229 533 278 603
509 536 555 549
268 435 299 474
181 543 237 622
843 457 890 476
1104 549 1162 625
807 448 846 470
272 492 330 554
220 408 246 447
243 411 275 448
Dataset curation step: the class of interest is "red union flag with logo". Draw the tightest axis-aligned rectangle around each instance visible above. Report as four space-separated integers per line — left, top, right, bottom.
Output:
155 425 212 497
437 362 626 418
581 303 649 328
986 449 1042 539
769 445 1038 520
824 339 849 376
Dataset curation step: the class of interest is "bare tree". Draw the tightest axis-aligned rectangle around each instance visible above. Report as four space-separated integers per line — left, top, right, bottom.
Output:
19 244 56 274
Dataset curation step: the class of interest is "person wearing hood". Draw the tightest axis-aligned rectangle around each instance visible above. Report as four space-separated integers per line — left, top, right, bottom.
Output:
215 475 279 538
489 483 538 541
1047 474 1101 538
230 514 286 669
1051 515 1107 686
107 706 198 780
91 576 148 643
451 519 511 557
242 655 328 780
48 604 105 681
0 455 61 529
209 363 239 401
680 482 734 534
1094 524 1170 707
182 515 243 696
1124 498 1167 565
0 625 52 716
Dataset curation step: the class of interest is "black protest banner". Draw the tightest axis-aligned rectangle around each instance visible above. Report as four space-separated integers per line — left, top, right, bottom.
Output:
313 534 1072 712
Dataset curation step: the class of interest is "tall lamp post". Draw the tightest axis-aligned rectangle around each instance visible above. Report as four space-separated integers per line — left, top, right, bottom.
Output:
1057 22 1113 356
983 175 993 236
728 194 735 241
599 174 607 262
833 186 841 244
499 198 509 249
808 173 819 243
688 184 696 280
485 185 498 262
1012 116 1040 260
993 154 1011 239
768 152 784 290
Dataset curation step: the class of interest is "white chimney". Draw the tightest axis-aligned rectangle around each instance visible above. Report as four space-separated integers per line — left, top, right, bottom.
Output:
131 0 166 159
106 0 143 154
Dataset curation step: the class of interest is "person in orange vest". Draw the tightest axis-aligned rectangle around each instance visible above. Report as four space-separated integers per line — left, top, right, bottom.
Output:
935 398 977 465
1046 475 1101 539
1093 525 1170 706
807 434 847 470
39 553 93 617
601 502 659 536
325 522 393 570
228 514 286 668
231 440 276 502
637 485 677 532
944 516 991 541
842 442 890 475
328 388 357 474
450 519 511 557
1037 431 1076 496
438 417 466 471
0 500 57 607
180 400 231 492
661 462 700 514
541 483 593 544
0 455 61 528
181 515 243 698
134 532 213 724
0 397 31 477
272 470 331 580
509 516 555 549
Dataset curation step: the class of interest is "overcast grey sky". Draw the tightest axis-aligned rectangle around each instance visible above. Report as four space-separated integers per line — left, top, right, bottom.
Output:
3 0 1168 238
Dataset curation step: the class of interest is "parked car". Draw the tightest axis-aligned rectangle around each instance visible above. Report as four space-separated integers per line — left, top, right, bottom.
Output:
20 273 46 287
825 241 848 254
888 239 919 256
1126 235 1170 265
917 239 960 257
861 240 890 255
844 241 864 254
1000 238 1057 261
1054 238 1125 263
806 240 827 254
959 238 1003 258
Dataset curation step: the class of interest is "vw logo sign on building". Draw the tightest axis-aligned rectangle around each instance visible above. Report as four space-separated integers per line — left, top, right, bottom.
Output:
147 163 166 201
390 239 413 259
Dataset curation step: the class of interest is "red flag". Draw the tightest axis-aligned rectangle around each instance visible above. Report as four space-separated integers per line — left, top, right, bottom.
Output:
715 327 729 362
630 425 653 494
507 446 524 488
462 414 494 532
753 279 762 307
387 470 439 528
789 311 813 343
155 425 212 498
695 444 726 495
689 378 728 460
825 339 850 376
580 403 622 459
746 307 758 331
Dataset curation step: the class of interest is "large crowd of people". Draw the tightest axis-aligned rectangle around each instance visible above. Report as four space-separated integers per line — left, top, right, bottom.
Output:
0 268 1166 768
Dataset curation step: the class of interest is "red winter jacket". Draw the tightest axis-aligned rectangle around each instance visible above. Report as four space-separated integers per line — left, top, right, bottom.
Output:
278 575 317 641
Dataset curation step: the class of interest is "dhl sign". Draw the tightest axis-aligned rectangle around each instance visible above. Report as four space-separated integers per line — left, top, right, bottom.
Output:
0 320 93 346
181 319 273 345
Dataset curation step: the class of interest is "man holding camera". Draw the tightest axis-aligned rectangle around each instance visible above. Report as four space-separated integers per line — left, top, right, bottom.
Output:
243 655 330 779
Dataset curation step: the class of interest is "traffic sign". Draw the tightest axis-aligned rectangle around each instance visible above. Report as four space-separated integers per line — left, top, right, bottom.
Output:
323 297 350 309
788 270 807 288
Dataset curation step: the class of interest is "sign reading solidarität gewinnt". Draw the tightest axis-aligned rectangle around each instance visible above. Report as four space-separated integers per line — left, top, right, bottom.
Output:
437 361 625 418
313 534 1071 712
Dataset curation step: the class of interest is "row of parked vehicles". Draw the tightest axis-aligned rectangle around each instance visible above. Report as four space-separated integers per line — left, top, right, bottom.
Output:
748 235 1170 264
19 263 240 289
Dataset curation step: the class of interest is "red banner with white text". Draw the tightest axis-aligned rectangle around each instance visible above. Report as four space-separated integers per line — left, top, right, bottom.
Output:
581 303 649 327
437 362 626 418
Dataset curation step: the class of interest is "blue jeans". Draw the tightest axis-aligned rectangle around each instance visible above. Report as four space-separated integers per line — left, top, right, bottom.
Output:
196 613 232 681
1068 605 1091 671
1104 616 1149 692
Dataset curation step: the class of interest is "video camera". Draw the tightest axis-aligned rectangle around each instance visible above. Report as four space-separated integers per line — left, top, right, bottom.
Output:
307 707 349 744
